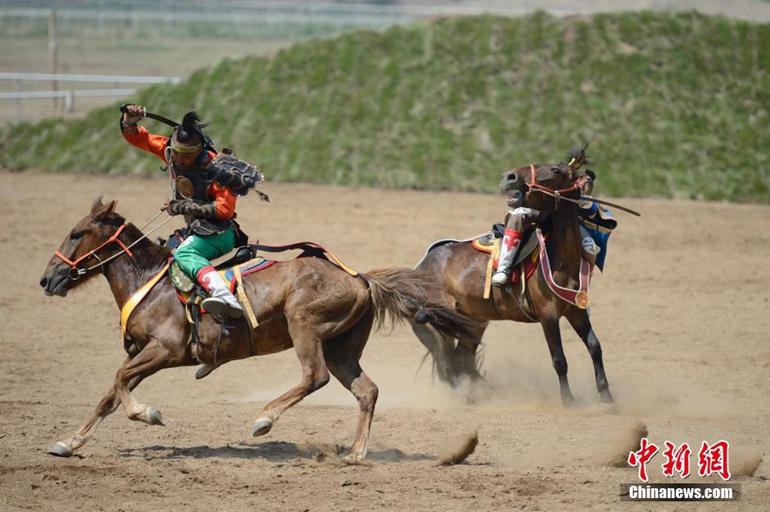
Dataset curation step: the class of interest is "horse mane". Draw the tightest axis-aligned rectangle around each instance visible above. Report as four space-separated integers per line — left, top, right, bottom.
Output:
98 207 172 271
121 222 173 269
565 142 590 171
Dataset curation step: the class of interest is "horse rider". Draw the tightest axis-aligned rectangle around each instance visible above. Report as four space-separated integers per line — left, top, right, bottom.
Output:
575 170 617 271
120 104 246 320
491 190 546 287
492 170 616 287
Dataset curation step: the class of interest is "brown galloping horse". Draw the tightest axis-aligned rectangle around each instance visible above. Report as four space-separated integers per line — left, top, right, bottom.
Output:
411 150 614 407
39 198 479 461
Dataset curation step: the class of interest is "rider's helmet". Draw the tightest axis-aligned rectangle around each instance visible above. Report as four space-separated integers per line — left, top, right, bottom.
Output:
167 112 209 171
170 112 205 154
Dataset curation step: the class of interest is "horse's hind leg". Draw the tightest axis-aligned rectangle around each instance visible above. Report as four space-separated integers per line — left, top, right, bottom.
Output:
565 308 614 404
411 322 460 384
541 319 576 407
323 309 378 461
452 324 487 382
412 322 487 392
251 327 330 438
48 358 145 457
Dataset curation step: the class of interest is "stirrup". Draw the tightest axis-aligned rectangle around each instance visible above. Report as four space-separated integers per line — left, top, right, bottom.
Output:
202 297 244 319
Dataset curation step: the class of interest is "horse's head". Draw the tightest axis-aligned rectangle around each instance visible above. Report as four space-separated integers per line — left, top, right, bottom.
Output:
499 144 589 210
39 197 126 297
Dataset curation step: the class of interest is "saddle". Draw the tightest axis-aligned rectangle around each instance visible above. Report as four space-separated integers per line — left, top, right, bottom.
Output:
169 246 262 293
167 241 360 367
471 222 540 270
414 222 541 287
169 241 358 321
167 250 275 365
417 220 593 307
120 241 359 363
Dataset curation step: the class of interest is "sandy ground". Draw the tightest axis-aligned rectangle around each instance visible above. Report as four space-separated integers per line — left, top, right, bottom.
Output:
0 170 769 511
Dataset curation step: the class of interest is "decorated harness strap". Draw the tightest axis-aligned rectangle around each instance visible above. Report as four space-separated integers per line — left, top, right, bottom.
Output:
120 260 171 337
536 229 591 309
247 242 359 277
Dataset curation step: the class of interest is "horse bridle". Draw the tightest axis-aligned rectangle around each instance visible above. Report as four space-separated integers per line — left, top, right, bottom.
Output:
524 164 581 211
54 224 134 280
525 163 642 216
54 211 172 280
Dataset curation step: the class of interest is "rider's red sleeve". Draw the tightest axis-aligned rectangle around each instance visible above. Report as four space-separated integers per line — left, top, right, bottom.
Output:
122 125 169 163
208 183 237 220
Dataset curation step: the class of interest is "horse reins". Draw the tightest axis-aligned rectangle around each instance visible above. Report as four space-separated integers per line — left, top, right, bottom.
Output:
55 211 173 280
526 163 642 216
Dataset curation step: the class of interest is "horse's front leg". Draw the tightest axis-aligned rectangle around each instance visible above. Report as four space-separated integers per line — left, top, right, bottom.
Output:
565 308 614 405
540 319 576 407
48 358 143 457
114 339 186 426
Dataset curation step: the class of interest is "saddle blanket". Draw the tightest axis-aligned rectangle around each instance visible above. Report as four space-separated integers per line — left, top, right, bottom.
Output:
417 232 539 286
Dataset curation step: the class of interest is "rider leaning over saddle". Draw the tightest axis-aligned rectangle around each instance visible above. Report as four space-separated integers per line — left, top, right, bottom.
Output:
491 168 617 287
120 104 253 320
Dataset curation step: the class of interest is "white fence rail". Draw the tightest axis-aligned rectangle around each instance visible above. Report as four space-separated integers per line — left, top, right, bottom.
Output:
0 4 545 28
0 73 182 85
0 73 180 124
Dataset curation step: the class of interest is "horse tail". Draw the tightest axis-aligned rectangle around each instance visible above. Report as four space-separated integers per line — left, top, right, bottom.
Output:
361 267 480 347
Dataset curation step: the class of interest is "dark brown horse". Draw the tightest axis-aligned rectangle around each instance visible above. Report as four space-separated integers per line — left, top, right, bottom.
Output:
39 198 479 461
411 152 614 407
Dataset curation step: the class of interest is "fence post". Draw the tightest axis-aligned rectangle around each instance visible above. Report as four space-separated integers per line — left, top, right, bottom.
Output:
49 8 59 109
15 79 22 125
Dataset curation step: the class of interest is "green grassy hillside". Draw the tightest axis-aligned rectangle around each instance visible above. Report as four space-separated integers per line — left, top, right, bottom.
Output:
2 11 769 202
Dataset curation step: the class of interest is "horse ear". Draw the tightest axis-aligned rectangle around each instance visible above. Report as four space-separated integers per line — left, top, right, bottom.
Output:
91 197 118 220
90 196 104 214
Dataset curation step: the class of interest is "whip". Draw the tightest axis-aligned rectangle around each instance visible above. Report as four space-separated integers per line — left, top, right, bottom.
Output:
120 104 178 128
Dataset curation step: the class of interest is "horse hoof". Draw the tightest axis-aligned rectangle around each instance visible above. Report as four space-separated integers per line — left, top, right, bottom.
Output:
600 401 618 415
147 408 166 426
47 441 73 457
600 391 615 405
344 451 365 463
195 364 216 380
252 418 273 437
